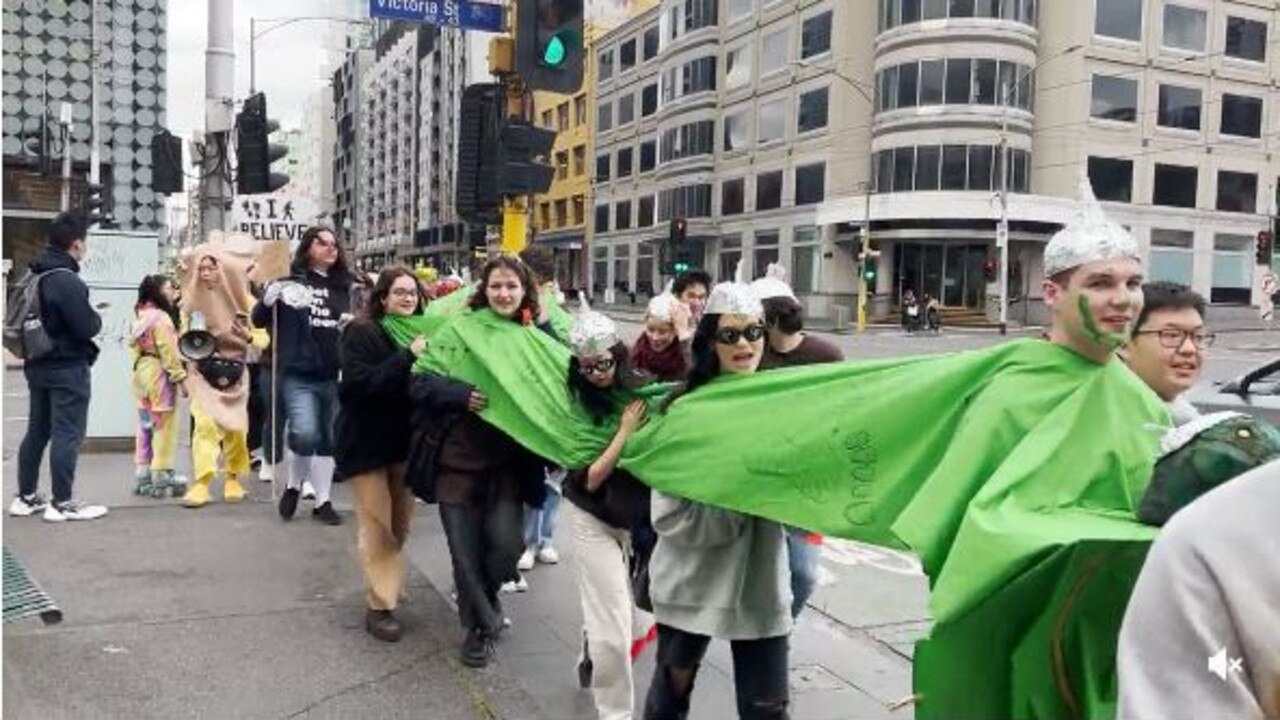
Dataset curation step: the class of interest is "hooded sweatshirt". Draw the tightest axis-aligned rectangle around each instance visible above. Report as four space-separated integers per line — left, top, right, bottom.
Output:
27 246 101 367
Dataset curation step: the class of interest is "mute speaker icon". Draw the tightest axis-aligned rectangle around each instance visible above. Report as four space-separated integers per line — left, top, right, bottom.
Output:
1208 648 1228 680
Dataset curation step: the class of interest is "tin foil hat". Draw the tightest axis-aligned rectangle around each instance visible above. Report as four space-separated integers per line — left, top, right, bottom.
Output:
1043 176 1140 277
750 263 796 301
704 260 764 317
569 296 620 356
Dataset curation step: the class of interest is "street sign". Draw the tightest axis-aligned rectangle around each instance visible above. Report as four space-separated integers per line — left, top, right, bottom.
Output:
368 0 505 32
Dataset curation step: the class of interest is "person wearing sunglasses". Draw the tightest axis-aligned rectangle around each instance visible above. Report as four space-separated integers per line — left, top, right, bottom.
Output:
334 267 428 642
644 267 793 720
561 301 657 720
1120 281 1211 425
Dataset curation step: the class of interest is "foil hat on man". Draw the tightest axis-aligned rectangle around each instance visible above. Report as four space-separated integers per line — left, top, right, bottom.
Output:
647 280 678 323
704 260 764 317
750 263 796 301
569 296 620 356
1043 176 1141 277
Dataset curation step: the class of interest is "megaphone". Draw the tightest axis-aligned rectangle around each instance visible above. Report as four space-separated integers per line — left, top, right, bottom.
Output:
179 311 216 361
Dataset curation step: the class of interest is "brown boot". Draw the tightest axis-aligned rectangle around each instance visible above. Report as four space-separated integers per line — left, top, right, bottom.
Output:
365 609 403 642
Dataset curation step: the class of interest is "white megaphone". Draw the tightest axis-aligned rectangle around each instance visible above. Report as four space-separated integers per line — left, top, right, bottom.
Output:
178 311 216 361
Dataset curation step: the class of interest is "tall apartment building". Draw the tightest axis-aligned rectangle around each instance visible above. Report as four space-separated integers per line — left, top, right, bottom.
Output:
295 88 335 217
333 45 373 243
3 0 169 269
531 26 599 291
592 0 1279 322
353 22 493 270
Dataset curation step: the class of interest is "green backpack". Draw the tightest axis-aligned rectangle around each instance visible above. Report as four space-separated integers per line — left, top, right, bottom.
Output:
1140 411 1280 526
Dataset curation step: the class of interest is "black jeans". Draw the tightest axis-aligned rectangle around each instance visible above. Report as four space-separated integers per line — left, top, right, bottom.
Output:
18 364 92 503
644 624 790 720
439 490 523 635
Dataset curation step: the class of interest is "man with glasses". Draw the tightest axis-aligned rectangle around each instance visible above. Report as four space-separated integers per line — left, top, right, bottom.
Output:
1121 281 1211 424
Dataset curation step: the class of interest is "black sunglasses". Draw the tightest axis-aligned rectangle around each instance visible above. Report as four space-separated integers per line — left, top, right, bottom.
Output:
714 324 766 345
578 356 617 375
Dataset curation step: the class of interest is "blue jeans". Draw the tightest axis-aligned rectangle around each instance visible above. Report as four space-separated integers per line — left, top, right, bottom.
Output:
18 364 91 503
786 527 819 619
523 469 564 550
259 366 287 464
281 373 338 457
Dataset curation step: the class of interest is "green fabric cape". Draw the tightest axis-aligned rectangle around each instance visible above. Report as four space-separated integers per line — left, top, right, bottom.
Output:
374 311 1172 719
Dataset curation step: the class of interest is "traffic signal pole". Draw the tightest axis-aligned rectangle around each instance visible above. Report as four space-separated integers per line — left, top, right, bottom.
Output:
502 77 530 255
199 0 235 239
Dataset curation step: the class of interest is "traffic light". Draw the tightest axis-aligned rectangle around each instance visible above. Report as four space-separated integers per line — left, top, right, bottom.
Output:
497 120 556 197
235 92 289 195
1258 231 1275 266
457 83 504 225
151 129 184 195
81 182 111 228
663 218 690 274
863 256 878 282
516 0 585 93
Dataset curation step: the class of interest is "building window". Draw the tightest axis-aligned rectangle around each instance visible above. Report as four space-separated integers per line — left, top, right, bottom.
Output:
761 28 789 75
638 196 655 227
573 145 586 176
944 58 971 104
725 44 752 90
618 94 635 125
640 140 657 172
573 195 585 225
1088 156 1134 202
920 60 944 105
1158 84 1201 130
967 145 994 191
1149 229 1194 285
893 146 915 191
914 145 940 190
598 102 613 131
1153 163 1198 208
556 150 569 180
941 144 968 190
797 87 829 133
660 120 715 162
643 26 660 60
801 11 832 59
1162 4 1207 52
1212 234 1253 303
542 109 554 128
1095 0 1142 41
758 99 786 144
616 200 633 230
540 203 551 230
596 153 611 182
756 170 783 211
555 199 568 227
795 163 825 205
1220 94 1263 138
683 0 718 33
681 56 718 95
1216 170 1257 213
595 204 610 232
617 147 634 178
897 62 919 108
718 235 742 282
724 110 750 151
658 183 713 220
883 0 1035 28
599 49 614 81
791 226 820 294
575 96 587 125
620 39 636 72
642 84 658 116
557 103 570 130
1091 75 1139 122
722 178 745 215
753 231 780 279
1225 16 1267 62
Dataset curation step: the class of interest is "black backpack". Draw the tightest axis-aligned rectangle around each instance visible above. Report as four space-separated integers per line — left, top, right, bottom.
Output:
3 268 73 361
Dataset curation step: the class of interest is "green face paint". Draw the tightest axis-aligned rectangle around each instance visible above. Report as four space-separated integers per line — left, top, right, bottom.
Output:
1076 294 1130 349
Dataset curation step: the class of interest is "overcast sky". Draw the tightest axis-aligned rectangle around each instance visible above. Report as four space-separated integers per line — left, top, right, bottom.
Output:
166 0 633 139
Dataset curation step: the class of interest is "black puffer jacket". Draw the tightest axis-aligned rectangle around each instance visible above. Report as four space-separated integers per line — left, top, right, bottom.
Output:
334 319 416 478
28 247 101 367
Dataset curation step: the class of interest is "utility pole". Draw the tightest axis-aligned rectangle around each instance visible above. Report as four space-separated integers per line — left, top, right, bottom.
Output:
199 0 236 240
58 103 72 211
997 81 1011 336
89 0 101 191
858 184 871 332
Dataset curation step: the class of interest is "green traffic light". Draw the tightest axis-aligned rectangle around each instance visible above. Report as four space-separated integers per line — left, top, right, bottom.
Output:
542 34 567 67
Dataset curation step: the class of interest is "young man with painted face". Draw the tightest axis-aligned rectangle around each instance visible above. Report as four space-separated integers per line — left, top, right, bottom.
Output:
1120 281 1210 425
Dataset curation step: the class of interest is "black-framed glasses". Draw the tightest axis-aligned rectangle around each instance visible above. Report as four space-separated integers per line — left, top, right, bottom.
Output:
389 288 420 298
714 324 766 345
1133 329 1216 349
579 357 617 375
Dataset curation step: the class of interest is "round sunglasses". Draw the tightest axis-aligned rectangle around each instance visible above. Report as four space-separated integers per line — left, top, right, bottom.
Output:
714 324 766 345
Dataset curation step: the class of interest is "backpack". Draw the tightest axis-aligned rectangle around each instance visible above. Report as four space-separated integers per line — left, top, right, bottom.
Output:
3 268 73 361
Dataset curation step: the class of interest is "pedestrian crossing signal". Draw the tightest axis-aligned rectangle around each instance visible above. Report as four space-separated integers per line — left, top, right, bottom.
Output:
516 0 584 93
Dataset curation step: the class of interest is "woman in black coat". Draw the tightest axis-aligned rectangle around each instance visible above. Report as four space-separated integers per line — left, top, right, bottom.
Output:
335 267 429 643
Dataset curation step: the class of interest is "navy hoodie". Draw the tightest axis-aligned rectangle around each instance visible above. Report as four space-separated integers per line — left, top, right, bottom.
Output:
27 247 101 367
252 268 351 381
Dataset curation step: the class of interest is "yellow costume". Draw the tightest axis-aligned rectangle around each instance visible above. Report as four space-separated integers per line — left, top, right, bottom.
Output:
128 304 186 496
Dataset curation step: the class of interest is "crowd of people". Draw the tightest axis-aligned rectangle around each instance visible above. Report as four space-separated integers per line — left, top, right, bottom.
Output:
9 183 1279 720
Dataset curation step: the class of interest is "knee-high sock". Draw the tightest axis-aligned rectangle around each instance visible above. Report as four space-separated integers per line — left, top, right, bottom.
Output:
310 455 335 505
287 447 308 491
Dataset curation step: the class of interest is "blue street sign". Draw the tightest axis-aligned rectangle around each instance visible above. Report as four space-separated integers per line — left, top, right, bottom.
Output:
368 0 506 32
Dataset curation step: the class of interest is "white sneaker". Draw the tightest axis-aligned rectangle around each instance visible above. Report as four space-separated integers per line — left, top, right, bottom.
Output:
259 463 275 483
500 575 529 593
517 549 535 571
301 481 316 501
9 492 49 517
536 546 560 565
43 499 108 522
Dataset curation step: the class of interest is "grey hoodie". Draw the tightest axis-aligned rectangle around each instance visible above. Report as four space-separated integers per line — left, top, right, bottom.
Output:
648 492 792 640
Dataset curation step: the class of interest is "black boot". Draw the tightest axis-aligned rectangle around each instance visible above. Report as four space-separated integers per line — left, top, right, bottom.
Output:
460 627 493 668
365 609 403 643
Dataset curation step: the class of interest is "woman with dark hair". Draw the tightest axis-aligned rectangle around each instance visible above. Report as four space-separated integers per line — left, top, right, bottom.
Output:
562 303 655 719
252 226 353 525
644 273 793 720
410 254 552 668
128 274 186 497
335 266 428 642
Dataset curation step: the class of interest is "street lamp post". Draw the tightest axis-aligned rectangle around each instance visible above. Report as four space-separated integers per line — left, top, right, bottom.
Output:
997 44 1083 335
250 16 373 94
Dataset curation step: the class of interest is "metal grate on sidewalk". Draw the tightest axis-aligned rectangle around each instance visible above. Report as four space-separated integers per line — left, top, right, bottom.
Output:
3 546 63 625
